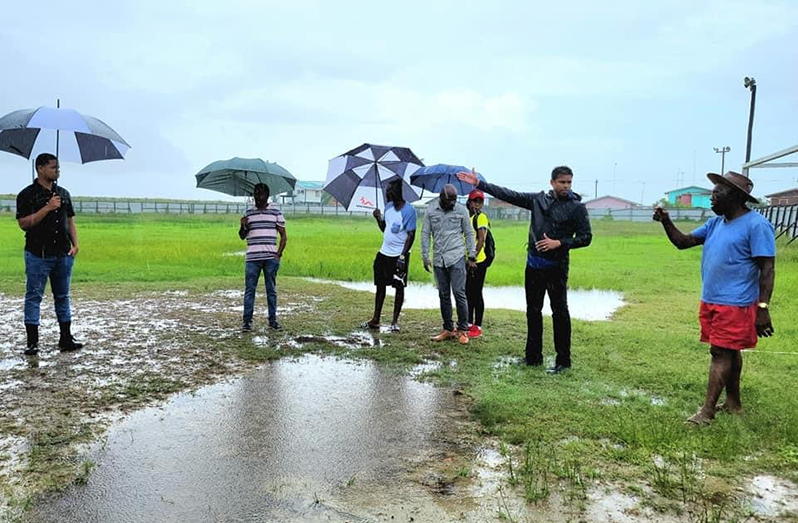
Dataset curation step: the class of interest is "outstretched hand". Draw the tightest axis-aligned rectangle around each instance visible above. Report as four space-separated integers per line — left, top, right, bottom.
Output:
653 207 669 222
456 167 478 186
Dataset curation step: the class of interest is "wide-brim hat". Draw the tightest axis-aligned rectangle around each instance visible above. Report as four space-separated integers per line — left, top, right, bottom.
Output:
706 171 759 204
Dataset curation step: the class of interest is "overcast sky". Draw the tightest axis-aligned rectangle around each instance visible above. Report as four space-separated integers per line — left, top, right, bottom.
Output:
1 0 796 203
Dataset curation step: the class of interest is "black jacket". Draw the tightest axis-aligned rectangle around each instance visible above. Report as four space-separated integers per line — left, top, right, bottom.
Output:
478 180 592 266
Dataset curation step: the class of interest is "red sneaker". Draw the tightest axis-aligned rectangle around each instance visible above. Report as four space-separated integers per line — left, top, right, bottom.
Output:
468 325 482 338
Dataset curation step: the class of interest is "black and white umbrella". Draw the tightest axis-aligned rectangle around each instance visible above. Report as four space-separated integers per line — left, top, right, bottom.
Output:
324 143 424 211
0 105 130 165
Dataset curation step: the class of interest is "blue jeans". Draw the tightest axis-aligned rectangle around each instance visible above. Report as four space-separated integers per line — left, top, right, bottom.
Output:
243 258 280 325
24 251 74 326
433 257 469 332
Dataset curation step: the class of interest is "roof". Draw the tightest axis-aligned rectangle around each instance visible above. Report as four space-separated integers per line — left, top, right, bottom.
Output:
583 195 641 206
765 187 798 198
295 181 325 189
664 185 712 195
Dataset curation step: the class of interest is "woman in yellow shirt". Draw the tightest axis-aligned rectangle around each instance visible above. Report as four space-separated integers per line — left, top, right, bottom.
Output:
465 189 490 338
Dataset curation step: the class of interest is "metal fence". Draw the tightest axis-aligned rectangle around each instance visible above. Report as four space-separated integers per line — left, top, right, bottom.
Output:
757 204 798 244
587 206 710 222
0 197 715 223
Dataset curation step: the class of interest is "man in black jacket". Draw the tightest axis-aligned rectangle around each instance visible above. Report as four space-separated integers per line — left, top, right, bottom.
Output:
458 166 592 373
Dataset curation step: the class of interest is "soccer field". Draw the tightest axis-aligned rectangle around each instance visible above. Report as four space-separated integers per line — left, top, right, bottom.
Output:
1 213 796 517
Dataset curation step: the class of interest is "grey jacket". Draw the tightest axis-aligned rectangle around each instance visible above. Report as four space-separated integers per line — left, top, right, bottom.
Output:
421 199 476 267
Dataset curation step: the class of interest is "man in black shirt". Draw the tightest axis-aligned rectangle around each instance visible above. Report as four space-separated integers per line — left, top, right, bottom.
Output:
16 153 83 355
458 166 592 373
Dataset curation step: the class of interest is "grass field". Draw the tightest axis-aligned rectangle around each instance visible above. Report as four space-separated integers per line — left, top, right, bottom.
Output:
1 212 797 518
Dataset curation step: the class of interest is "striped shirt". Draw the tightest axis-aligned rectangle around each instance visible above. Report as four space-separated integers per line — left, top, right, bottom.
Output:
243 204 286 262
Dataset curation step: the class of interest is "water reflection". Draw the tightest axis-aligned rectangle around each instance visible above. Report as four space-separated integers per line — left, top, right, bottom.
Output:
30 355 458 522
307 278 624 321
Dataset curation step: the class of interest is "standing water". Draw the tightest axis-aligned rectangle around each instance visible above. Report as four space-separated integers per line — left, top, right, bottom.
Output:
307 278 624 321
29 355 473 522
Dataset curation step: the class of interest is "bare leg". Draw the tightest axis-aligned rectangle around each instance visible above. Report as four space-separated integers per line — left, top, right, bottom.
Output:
719 351 744 414
391 285 404 325
368 285 386 326
687 346 734 425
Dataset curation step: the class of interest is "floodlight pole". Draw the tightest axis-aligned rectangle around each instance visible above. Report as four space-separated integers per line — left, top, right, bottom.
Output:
56 99 60 158
713 146 730 174
743 77 757 177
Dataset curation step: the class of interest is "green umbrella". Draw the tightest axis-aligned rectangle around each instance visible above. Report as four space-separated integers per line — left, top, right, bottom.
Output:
195 157 297 196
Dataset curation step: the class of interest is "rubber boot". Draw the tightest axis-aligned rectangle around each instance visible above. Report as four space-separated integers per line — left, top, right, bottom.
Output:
24 324 39 356
58 322 84 352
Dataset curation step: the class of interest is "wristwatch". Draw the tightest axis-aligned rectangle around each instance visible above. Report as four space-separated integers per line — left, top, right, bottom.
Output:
757 302 769 310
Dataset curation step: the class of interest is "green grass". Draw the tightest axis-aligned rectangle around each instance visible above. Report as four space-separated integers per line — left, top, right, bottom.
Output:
1 212 796 515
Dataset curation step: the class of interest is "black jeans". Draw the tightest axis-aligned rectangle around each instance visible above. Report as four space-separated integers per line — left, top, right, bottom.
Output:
466 261 488 326
525 265 571 367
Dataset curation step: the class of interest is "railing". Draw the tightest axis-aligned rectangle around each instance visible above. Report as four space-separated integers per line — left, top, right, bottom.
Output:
757 204 798 244
588 206 710 222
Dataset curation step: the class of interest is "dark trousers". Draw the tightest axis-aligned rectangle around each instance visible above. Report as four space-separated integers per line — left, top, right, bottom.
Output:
525 265 571 367
466 261 488 326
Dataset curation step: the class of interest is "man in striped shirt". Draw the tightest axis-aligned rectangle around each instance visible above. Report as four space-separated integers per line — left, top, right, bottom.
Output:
239 183 287 332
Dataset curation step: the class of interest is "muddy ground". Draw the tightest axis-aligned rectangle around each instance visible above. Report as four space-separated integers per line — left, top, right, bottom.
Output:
1 284 797 522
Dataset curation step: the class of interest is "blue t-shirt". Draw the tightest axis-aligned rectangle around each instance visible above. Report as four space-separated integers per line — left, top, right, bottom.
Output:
380 202 417 257
691 211 775 306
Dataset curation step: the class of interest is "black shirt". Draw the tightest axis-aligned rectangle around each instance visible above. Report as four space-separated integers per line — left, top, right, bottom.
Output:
16 181 76 257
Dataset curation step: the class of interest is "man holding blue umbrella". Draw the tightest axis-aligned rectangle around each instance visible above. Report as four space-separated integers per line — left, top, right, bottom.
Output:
16 153 83 355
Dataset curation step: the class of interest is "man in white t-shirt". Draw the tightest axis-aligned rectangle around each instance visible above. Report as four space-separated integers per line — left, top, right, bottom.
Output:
361 179 417 332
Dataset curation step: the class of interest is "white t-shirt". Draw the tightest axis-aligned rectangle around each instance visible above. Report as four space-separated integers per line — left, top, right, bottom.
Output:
379 202 417 257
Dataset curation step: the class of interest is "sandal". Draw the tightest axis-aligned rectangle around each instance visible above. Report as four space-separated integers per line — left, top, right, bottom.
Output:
389 324 400 332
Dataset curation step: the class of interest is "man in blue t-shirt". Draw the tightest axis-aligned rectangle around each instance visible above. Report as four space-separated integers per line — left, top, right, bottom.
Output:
654 171 776 425
361 179 417 332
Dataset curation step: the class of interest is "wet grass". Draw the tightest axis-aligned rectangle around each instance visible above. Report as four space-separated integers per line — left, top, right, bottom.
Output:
1 213 797 520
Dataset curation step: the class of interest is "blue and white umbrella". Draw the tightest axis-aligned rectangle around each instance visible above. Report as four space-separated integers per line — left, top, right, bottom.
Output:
324 143 424 211
410 164 486 195
0 106 130 165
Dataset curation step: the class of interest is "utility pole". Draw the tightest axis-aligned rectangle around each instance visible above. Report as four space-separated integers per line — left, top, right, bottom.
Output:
612 162 617 194
743 76 757 177
713 146 730 174
594 179 598 199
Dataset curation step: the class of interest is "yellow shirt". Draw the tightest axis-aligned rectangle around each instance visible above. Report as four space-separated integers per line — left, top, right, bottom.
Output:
473 213 490 264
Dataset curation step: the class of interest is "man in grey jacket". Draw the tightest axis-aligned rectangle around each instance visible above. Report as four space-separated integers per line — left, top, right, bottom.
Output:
422 184 477 345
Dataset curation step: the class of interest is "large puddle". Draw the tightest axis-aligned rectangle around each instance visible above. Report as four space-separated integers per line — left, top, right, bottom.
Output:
308 279 624 321
27 355 478 522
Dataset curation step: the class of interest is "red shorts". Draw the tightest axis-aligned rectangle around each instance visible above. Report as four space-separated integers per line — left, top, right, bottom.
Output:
699 301 757 350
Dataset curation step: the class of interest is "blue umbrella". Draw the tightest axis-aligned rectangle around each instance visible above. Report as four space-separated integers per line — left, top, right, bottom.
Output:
409 164 485 195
